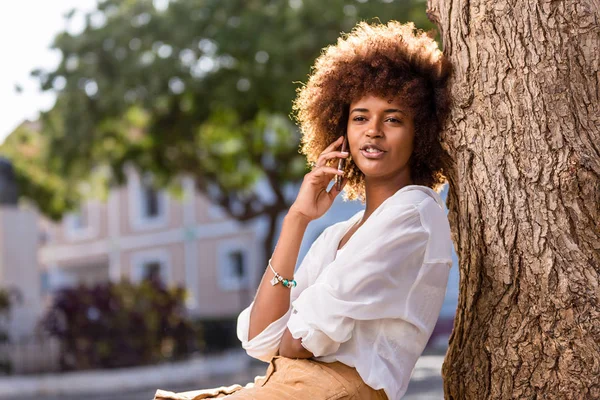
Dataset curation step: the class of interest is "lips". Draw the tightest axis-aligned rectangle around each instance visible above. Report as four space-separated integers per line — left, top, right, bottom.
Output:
360 150 385 159
359 143 386 152
360 143 386 159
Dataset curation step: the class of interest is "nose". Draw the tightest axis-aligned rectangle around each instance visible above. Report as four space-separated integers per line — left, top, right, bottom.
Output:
365 121 383 138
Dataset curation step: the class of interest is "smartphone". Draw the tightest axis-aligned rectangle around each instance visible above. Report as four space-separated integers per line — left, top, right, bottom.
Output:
335 135 348 191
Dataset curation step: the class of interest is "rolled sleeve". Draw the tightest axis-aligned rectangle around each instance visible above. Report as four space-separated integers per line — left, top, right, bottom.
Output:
236 301 291 362
287 306 342 357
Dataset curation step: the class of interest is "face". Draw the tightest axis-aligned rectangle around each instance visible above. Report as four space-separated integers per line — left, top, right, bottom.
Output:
346 94 415 183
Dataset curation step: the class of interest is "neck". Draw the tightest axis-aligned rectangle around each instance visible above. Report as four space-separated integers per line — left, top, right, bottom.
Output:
363 170 413 220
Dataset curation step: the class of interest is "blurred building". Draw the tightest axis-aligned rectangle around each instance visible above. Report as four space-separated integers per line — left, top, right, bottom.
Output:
0 208 42 341
38 166 262 318
36 167 370 315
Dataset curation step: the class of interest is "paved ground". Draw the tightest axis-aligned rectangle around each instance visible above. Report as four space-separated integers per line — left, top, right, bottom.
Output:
9 355 444 400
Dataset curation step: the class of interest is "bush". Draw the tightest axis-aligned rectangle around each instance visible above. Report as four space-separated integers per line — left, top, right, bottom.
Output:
44 279 196 371
0 287 21 375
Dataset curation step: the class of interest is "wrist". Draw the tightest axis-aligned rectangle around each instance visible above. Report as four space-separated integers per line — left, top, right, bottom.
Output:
286 207 312 226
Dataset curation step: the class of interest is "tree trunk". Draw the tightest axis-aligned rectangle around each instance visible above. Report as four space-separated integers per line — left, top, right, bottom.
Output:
426 1 600 398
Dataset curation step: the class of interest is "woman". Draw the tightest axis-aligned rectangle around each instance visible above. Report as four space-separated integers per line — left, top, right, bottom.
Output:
155 20 453 400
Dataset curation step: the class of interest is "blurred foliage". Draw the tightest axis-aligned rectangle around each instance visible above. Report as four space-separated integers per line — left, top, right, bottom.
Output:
0 287 23 375
0 122 81 220
0 119 114 220
43 279 196 370
17 0 433 222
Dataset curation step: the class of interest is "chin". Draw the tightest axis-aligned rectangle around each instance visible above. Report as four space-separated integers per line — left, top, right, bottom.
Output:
358 168 390 179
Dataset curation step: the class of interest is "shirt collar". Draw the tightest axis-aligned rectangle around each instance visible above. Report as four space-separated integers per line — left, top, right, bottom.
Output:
394 185 445 209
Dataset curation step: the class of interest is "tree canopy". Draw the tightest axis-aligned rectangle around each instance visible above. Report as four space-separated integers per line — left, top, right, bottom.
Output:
5 0 433 223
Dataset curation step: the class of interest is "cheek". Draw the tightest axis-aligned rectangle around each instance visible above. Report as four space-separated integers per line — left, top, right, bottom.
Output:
388 133 415 160
399 128 416 151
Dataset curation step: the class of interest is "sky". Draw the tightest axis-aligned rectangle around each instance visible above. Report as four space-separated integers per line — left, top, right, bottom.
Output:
0 0 98 144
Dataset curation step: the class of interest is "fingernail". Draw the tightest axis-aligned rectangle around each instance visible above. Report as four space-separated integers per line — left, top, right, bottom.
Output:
341 152 349 155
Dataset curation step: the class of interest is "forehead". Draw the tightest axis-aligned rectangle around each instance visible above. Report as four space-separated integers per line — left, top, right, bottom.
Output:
349 95 409 113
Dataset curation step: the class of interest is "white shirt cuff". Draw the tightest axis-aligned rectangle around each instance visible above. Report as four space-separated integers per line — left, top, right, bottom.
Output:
287 307 341 357
237 301 291 362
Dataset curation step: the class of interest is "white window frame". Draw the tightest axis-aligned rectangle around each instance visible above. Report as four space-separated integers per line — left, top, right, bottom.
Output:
63 203 100 242
127 168 169 231
130 248 172 286
217 240 250 291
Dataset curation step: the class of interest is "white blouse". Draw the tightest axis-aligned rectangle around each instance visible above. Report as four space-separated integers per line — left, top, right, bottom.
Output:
237 185 453 400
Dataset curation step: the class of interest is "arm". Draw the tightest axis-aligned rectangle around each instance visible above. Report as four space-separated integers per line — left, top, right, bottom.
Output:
279 328 314 359
248 211 310 341
248 136 348 341
242 136 348 355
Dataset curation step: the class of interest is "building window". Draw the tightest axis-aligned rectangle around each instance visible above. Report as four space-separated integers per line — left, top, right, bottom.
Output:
40 271 51 295
141 261 163 282
64 203 99 241
141 180 160 219
127 167 169 231
42 267 78 293
218 242 250 291
71 210 87 229
131 249 171 286
229 250 246 280
39 229 52 245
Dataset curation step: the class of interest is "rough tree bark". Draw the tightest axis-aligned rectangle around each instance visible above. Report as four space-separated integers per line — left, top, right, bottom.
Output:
426 1 600 399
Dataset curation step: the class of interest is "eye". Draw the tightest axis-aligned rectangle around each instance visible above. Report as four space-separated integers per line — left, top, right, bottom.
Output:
352 116 367 122
385 117 403 124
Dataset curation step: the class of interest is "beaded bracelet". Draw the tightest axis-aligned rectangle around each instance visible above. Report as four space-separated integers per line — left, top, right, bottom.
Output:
268 258 297 288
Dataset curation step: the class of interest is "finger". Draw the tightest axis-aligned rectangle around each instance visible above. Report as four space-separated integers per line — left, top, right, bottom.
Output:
316 150 349 167
322 136 345 154
315 137 346 167
312 166 344 178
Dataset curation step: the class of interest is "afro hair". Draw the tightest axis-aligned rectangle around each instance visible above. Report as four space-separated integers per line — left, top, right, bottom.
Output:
293 21 452 202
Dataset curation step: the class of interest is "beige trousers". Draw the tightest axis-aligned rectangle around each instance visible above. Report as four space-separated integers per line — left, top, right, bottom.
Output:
154 356 388 400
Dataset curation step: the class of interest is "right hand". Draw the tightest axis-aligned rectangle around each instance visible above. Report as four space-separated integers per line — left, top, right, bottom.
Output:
289 136 349 222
